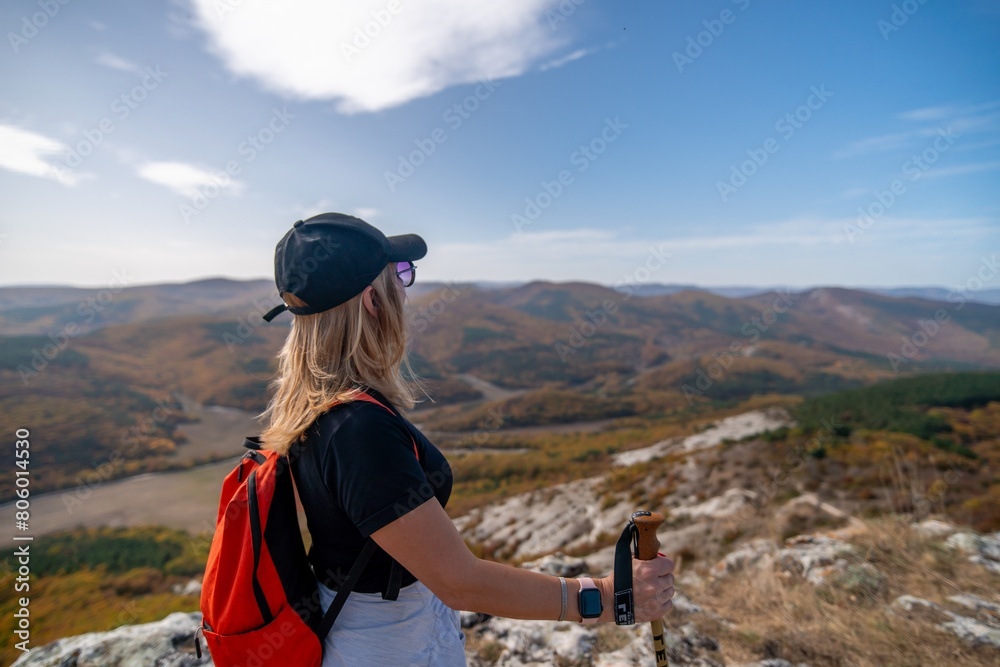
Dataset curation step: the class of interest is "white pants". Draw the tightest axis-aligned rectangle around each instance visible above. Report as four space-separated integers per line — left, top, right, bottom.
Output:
317 579 467 667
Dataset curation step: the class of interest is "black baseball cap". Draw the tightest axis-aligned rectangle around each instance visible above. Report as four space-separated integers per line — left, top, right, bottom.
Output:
261 212 427 322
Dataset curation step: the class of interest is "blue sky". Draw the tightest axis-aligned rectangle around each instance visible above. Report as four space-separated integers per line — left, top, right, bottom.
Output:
1 0 998 291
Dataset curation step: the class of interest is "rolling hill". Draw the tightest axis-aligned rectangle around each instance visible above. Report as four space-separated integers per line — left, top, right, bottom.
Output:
1 279 999 501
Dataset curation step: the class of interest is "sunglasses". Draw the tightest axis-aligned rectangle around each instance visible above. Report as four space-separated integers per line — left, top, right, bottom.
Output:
395 261 416 287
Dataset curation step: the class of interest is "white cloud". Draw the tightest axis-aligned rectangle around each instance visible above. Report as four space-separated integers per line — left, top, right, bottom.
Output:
897 105 956 122
95 51 142 74
186 0 568 113
898 100 1000 123
833 131 913 159
441 219 984 288
430 223 851 284
836 100 1000 160
353 207 380 220
428 219 997 284
288 199 335 220
137 161 246 198
923 160 1000 179
0 124 79 186
512 228 613 244
539 47 593 72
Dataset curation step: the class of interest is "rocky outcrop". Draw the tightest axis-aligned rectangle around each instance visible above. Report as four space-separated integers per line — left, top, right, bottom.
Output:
672 488 757 521
945 531 1000 574
13 405 996 666
710 534 857 586
776 535 855 585
12 612 205 667
464 608 724 667
458 406 794 564
892 593 1000 648
519 552 588 578
456 477 634 561
171 578 203 596
711 538 777 577
612 408 791 467
913 519 959 538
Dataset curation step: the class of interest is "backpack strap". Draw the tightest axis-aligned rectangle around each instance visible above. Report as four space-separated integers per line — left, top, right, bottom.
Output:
316 537 379 640
347 391 416 603
348 391 420 460
384 558 404 602
313 390 418 626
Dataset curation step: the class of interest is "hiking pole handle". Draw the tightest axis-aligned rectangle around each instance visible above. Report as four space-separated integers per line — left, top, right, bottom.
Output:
633 511 669 667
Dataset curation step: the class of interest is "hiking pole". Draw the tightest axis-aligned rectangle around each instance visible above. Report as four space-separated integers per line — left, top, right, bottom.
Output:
633 511 669 667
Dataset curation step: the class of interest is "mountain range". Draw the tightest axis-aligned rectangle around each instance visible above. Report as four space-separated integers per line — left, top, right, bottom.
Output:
1 278 999 501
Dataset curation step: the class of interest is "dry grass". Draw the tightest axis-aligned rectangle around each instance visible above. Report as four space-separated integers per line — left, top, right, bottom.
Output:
686 516 1000 666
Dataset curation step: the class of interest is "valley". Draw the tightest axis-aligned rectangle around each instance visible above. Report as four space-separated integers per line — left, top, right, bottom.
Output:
2 279 999 665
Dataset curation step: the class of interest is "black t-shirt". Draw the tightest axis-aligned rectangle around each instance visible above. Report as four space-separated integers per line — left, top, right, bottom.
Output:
288 389 453 594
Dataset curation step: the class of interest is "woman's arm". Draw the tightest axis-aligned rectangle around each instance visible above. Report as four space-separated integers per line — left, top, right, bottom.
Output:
371 497 674 623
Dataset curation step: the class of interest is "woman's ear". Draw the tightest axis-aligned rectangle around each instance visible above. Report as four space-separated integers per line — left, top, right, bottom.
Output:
362 285 379 317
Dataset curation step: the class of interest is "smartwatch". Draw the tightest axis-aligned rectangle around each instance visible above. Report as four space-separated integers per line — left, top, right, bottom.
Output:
577 577 602 624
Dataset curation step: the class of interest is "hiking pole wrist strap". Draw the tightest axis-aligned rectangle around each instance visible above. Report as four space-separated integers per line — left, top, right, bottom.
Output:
613 518 637 625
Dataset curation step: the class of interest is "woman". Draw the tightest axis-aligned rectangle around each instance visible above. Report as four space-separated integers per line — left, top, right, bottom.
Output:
258 213 674 666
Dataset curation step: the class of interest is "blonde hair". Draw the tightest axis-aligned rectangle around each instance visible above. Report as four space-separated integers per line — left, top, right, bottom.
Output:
259 263 422 455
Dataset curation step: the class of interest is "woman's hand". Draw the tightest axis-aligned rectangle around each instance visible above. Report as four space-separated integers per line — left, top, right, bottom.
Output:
597 554 674 623
635 554 675 622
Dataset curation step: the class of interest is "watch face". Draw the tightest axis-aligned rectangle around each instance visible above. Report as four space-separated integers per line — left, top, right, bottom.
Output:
579 587 603 618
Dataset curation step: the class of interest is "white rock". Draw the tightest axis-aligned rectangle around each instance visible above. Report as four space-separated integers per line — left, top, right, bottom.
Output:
12 612 206 667
891 594 1000 649
945 532 1000 574
171 578 203 596
777 535 854 585
611 408 791 467
678 571 705 589
680 409 791 454
947 593 1000 616
520 552 588 578
940 615 1000 648
461 610 490 628
480 617 594 664
711 539 777 577
913 519 959 538
671 592 703 615
593 625 653 666
893 595 941 614
673 488 757 521
457 477 634 561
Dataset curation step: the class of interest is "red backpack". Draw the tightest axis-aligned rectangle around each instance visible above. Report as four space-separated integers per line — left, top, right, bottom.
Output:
195 392 415 666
